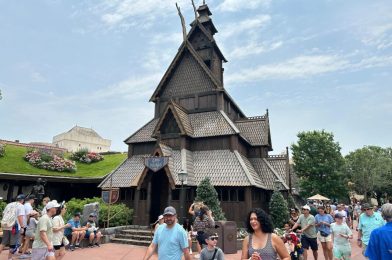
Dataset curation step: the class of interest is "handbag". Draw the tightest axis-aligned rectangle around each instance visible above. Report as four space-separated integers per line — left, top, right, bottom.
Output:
320 230 329 237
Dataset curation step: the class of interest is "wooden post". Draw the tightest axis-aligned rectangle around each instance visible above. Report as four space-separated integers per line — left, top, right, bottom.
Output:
107 176 112 228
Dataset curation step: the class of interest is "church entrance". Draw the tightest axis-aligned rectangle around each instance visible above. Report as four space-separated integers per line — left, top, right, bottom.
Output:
149 169 170 224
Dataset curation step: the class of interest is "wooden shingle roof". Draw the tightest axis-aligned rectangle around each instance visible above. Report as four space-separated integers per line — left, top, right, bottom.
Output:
249 158 289 190
235 116 271 147
124 119 158 144
99 155 147 188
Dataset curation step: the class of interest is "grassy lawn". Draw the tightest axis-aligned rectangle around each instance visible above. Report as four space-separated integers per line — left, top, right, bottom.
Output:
0 144 127 178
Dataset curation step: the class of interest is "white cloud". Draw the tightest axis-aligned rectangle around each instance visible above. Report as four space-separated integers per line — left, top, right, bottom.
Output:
226 53 392 84
219 15 271 39
228 40 282 59
360 23 392 50
91 0 191 29
31 71 47 83
217 0 271 12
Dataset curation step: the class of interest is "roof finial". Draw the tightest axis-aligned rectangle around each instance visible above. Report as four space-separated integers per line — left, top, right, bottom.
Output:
203 0 206 5
191 0 197 22
175 3 187 42
266 108 269 117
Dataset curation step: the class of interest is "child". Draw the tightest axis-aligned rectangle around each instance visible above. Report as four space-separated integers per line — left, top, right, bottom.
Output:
20 210 39 257
200 231 224 260
330 213 353 260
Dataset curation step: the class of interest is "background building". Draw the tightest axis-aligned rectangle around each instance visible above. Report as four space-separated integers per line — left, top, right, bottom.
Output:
53 126 111 153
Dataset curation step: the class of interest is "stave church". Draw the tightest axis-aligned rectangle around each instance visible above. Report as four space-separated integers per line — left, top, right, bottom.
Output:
99 3 290 226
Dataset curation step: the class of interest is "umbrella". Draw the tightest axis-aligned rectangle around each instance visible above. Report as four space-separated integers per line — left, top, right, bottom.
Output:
308 194 330 201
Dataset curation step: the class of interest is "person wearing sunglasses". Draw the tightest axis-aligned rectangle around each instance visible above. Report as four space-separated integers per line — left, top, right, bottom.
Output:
200 231 224 260
357 203 385 257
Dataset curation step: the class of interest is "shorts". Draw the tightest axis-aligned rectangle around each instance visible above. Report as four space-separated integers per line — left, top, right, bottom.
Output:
301 235 318 250
32 247 55 260
1 230 20 247
318 232 332 242
85 230 97 238
53 243 64 250
25 230 35 238
333 244 351 259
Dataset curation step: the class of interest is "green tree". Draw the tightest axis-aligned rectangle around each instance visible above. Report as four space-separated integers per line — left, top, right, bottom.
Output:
345 146 392 203
269 191 289 228
195 177 225 220
291 130 346 199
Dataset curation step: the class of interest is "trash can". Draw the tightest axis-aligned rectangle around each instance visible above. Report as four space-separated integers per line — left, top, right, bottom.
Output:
221 221 237 254
210 221 224 249
212 221 237 254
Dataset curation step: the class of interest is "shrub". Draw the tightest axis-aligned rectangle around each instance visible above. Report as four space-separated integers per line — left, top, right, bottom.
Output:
0 143 5 157
0 200 7 218
269 191 289 228
70 148 104 164
65 197 133 227
24 149 76 172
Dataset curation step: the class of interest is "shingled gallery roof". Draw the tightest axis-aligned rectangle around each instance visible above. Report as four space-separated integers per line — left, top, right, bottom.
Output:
99 147 287 190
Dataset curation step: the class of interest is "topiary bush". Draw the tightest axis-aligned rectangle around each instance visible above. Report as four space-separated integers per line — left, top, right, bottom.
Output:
195 177 226 221
70 148 104 164
64 197 133 227
269 191 289 228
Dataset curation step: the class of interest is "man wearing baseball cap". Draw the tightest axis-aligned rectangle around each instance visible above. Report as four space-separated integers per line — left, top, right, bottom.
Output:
143 206 191 260
32 200 60 260
357 203 385 257
291 205 318 260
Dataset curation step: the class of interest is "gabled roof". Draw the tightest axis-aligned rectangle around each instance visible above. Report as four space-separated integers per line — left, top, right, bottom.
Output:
152 101 193 137
235 114 271 147
249 157 289 190
150 41 223 102
124 118 159 144
187 20 227 62
99 155 147 188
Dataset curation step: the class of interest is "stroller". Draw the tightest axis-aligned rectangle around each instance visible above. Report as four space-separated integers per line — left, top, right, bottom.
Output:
284 232 304 260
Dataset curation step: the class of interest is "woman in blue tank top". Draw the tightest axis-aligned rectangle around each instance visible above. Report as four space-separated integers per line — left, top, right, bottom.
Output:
241 208 290 260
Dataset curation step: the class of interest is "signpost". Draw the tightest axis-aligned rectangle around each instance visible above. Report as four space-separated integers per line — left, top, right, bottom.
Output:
101 176 119 228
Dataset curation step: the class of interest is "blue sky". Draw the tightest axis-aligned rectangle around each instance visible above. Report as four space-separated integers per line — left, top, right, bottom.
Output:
0 0 391 155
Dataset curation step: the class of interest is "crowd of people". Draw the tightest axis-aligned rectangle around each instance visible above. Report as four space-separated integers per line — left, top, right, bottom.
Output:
282 201 392 260
0 194 102 260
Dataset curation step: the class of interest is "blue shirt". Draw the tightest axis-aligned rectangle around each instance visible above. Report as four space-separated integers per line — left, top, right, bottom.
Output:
64 219 81 236
358 212 385 245
365 222 392 260
152 223 188 260
315 213 334 235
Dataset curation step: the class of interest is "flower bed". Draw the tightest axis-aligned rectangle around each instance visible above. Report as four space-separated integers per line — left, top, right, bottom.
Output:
24 149 76 172
70 148 104 164
0 143 5 157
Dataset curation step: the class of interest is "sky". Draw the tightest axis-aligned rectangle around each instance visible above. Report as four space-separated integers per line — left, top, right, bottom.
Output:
0 0 391 155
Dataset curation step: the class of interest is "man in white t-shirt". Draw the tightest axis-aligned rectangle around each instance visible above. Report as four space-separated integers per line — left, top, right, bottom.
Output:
24 195 36 217
0 194 26 259
334 204 348 223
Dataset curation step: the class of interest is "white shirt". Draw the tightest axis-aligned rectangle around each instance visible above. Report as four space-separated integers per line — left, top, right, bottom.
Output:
24 202 33 216
52 215 65 246
16 202 26 228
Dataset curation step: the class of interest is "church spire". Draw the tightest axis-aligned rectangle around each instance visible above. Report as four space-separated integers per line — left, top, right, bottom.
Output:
193 3 217 35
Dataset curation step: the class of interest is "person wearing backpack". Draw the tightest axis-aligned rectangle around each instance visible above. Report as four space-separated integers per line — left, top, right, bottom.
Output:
0 194 26 260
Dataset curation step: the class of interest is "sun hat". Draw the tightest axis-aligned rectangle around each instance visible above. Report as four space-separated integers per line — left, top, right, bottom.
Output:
46 200 61 209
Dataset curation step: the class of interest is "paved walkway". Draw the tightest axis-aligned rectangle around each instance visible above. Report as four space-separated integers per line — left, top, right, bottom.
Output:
1 224 365 260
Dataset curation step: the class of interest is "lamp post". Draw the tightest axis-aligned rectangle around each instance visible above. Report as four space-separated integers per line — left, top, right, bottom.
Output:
178 169 188 225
